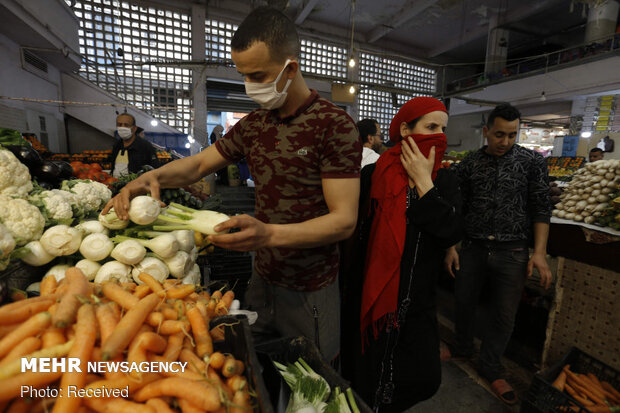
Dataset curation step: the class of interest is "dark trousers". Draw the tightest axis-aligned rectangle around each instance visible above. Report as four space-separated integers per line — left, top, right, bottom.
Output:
454 239 528 381
244 272 341 362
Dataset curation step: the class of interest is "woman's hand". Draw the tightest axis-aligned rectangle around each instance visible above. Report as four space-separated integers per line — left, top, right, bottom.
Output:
400 136 435 196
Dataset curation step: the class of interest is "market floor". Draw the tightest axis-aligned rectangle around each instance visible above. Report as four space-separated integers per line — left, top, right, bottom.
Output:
406 357 521 413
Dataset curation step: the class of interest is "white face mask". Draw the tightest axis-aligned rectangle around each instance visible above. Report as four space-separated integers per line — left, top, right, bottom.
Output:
244 59 293 110
117 127 133 140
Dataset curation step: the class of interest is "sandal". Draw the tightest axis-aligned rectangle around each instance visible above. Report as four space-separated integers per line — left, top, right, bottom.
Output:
490 379 518 405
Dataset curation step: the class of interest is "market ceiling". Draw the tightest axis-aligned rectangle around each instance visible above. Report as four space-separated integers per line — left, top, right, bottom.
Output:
163 0 591 65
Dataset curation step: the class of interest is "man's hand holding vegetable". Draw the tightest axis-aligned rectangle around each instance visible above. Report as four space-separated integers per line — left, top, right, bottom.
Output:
102 145 359 252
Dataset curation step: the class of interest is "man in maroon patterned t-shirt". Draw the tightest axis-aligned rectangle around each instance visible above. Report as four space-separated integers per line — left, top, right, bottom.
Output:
106 7 361 362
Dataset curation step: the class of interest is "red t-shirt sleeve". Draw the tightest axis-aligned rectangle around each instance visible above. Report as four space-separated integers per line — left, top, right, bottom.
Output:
320 113 362 179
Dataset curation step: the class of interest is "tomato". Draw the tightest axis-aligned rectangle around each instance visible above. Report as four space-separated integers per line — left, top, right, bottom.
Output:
91 163 102 172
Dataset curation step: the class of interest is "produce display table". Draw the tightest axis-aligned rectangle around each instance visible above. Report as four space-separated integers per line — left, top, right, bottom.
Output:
543 222 620 372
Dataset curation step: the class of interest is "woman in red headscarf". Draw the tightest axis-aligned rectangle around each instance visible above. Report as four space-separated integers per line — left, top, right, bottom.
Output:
341 97 463 412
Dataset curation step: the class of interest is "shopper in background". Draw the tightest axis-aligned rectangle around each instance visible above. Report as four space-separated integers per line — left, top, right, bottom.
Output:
589 147 604 162
444 103 552 405
209 124 224 146
105 6 361 363
110 113 159 178
344 97 462 412
357 118 382 168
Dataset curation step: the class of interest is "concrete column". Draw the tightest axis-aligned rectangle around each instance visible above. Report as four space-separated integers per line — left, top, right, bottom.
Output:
484 14 509 75
191 4 207 149
585 0 619 43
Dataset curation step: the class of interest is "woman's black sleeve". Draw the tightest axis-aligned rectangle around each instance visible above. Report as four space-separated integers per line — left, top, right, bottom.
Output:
407 169 463 248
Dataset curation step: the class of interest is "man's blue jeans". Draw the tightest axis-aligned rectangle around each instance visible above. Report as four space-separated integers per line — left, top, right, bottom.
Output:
454 239 529 381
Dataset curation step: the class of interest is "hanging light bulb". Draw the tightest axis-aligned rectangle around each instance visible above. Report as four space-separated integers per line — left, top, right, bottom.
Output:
184 142 190 149
348 85 356 94
540 91 547 101
150 119 158 127
348 57 356 68
581 131 592 138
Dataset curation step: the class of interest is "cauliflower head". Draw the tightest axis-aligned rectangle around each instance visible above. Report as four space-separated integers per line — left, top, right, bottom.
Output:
0 222 16 271
31 190 73 221
0 148 33 198
62 180 112 214
0 195 46 245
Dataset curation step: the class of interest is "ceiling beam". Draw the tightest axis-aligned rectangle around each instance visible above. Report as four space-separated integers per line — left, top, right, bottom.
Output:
427 0 566 58
367 0 439 43
294 0 319 25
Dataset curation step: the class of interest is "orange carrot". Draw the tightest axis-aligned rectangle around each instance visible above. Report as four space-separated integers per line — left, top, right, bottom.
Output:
208 351 226 370
41 326 66 349
96 302 120 344
188 292 201 301
85 372 160 397
230 389 252 413
158 320 191 335
101 293 160 360
211 290 223 301
564 383 594 406
121 282 137 291
179 348 207 373
0 311 51 358
210 326 225 341
578 374 607 401
139 273 165 296
133 377 221 411
161 307 178 320
227 375 248 392
0 371 62 401
177 398 204 413
0 295 57 325
0 324 18 339
207 366 234 400
146 398 175 413
186 306 212 357
601 381 620 402
134 284 151 299
127 332 167 378
220 290 235 310
53 267 89 328
222 356 242 378
552 371 567 391
166 285 195 300
6 398 29 413
84 397 156 413
52 303 97 413
566 371 606 405
0 336 41 367
163 332 184 361
195 300 208 321
102 282 139 310
40 275 57 296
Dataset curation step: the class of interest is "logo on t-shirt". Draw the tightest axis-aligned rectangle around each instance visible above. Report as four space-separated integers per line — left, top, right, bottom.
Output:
297 148 308 155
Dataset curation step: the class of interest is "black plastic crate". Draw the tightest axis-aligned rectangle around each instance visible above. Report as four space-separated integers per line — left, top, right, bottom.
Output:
209 315 274 413
521 347 619 413
255 336 373 413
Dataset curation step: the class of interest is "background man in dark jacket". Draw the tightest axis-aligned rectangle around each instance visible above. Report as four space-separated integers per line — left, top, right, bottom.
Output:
110 113 159 177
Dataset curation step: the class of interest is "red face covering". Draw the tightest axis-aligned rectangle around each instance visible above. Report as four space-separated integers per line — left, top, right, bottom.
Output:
360 98 448 345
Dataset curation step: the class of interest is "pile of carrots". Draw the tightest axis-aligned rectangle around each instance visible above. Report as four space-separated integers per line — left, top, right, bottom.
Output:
551 364 620 412
0 267 253 413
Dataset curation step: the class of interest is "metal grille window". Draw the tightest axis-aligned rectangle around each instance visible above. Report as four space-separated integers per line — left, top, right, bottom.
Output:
300 39 347 79
358 89 419 141
69 0 193 133
360 52 436 93
205 19 238 60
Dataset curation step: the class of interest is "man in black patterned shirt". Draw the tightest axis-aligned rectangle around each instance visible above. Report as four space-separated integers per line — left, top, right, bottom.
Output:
444 104 552 405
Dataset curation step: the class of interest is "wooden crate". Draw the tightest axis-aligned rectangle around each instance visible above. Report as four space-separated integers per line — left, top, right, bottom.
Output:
542 257 620 371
